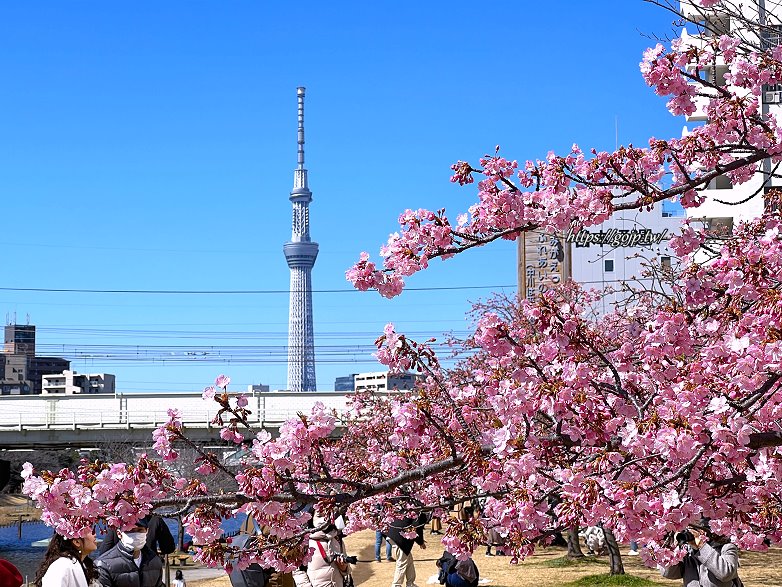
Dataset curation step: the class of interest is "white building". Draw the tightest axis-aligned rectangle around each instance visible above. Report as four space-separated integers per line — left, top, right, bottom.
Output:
567 202 685 311
41 370 116 394
680 0 780 225
353 371 421 393
518 201 684 312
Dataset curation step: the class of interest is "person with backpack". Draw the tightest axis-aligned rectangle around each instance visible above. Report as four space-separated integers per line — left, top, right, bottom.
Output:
435 551 479 587
660 525 741 587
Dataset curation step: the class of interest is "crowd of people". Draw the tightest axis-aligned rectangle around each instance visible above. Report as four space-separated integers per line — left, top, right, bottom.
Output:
0 511 743 587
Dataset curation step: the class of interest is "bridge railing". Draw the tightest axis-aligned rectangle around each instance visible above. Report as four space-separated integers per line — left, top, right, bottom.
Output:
0 392 359 431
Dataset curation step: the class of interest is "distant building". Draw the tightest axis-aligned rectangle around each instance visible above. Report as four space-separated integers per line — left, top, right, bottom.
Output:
247 384 270 393
0 353 31 394
567 202 684 311
41 370 116 394
353 371 421 393
4 324 35 356
0 324 71 395
28 357 72 394
334 374 356 392
284 87 319 392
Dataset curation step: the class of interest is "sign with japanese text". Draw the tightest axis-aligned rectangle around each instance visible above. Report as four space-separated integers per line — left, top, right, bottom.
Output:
518 231 569 302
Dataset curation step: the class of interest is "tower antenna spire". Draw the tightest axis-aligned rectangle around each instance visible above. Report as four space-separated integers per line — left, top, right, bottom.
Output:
297 86 305 169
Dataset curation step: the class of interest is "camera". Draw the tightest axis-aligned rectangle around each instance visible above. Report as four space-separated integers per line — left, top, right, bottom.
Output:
335 554 358 565
675 530 695 545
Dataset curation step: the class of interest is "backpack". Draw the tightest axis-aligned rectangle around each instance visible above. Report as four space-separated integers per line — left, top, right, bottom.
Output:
454 558 478 585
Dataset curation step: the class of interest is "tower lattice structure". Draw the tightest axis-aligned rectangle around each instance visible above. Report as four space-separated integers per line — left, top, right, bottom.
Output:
283 87 318 392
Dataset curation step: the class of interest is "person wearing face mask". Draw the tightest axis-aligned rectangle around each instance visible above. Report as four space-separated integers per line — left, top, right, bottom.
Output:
95 517 164 587
34 529 99 587
96 515 175 558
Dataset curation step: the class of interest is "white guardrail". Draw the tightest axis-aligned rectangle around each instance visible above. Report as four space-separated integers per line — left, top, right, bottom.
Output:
0 392 354 431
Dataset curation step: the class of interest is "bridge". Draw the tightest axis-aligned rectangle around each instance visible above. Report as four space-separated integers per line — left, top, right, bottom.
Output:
0 392 361 449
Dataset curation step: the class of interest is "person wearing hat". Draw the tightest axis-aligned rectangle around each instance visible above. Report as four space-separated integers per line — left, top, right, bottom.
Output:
95 517 164 587
0 559 23 587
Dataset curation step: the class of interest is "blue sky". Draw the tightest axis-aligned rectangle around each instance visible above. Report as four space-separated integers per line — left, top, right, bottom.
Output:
0 1 687 392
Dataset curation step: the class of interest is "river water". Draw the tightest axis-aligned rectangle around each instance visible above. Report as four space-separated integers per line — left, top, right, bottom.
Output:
0 517 245 583
0 520 53 583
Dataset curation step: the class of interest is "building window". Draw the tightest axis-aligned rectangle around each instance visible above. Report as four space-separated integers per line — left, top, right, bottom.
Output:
763 25 782 48
604 259 615 273
715 175 732 189
661 256 672 272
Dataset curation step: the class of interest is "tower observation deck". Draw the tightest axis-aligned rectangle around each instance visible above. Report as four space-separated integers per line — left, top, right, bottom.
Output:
283 87 318 392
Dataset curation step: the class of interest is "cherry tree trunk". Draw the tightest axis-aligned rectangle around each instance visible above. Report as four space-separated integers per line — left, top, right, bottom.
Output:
566 526 585 558
603 527 625 575
178 517 186 551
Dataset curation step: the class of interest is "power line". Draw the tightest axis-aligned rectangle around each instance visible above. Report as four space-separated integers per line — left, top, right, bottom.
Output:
36 327 471 339
0 285 515 295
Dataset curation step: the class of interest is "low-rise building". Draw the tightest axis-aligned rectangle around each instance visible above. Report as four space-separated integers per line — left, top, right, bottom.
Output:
353 371 421 393
41 370 115 394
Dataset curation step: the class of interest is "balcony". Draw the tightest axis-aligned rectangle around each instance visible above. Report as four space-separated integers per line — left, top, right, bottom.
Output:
685 85 711 122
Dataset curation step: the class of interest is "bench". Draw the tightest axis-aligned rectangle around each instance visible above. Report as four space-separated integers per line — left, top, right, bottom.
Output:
170 553 190 567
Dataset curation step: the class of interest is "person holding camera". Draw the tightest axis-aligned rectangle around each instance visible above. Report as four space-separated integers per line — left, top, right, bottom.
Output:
660 525 740 587
293 514 355 587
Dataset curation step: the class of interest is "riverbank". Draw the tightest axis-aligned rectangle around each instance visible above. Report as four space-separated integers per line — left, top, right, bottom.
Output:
0 495 39 526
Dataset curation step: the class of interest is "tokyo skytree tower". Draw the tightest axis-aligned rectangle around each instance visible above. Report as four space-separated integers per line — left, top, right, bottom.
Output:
283 87 318 392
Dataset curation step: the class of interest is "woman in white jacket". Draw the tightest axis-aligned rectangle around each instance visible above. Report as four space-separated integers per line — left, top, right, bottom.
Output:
293 516 352 587
34 530 99 587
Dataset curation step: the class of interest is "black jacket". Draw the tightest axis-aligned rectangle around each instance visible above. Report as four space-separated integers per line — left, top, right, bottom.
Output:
385 514 427 556
95 543 164 587
96 516 176 556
